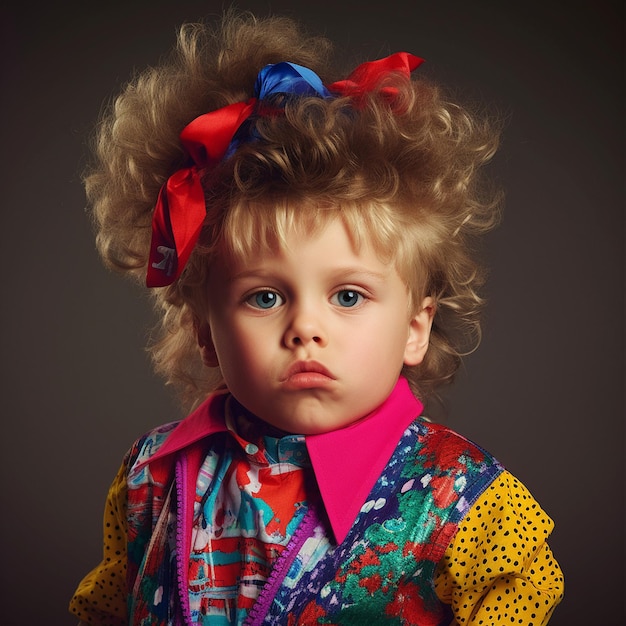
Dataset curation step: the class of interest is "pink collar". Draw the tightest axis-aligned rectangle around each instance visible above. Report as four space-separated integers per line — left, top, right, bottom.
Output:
306 378 422 542
144 378 422 544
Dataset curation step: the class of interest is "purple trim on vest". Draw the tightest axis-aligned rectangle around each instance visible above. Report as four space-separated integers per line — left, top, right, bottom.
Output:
175 454 193 625
245 506 322 626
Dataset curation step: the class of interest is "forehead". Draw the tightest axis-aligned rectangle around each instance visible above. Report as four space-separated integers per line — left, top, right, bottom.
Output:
219 198 400 266
217 217 391 280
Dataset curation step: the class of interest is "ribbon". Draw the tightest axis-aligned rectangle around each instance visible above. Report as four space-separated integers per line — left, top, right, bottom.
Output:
329 51 423 101
147 101 256 286
146 53 423 287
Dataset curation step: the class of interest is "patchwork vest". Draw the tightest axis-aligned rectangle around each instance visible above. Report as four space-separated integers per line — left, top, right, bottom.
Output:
123 417 502 625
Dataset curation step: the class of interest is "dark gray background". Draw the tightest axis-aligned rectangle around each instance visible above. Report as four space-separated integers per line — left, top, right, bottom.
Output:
1 1 623 624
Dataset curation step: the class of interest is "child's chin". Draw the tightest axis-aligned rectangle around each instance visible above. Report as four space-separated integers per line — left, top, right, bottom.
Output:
265 411 361 436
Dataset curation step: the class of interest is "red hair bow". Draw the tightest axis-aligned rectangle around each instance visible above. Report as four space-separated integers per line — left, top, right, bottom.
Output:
146 52 423 287
329 51 423 101
147 101 256 286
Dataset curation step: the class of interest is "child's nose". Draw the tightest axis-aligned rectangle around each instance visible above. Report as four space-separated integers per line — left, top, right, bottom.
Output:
283 309 327 348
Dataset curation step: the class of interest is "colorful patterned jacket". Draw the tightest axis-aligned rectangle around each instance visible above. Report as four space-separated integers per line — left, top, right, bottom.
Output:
122 379 503 625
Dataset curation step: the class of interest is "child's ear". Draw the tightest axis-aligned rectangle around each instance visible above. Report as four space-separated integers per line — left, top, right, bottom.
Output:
195 320 219 368
403 297 435 366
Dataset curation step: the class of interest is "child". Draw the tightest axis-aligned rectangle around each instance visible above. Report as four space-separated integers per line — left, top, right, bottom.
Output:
70 11 564 626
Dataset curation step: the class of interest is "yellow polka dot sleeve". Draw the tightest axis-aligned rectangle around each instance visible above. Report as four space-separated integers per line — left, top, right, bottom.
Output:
69 462 129 625
434 470 564 625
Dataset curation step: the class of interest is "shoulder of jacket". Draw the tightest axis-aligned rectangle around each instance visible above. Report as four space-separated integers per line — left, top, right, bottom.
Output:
123 420 181 475
409 417 502 471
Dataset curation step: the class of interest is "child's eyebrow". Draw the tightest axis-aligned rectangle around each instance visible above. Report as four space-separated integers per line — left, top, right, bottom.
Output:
230 266 391 283
326 267 390 283
228 268 279 281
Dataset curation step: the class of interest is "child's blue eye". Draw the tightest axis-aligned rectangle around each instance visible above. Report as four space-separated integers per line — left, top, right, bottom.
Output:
332 290 363 308
248 291 284 309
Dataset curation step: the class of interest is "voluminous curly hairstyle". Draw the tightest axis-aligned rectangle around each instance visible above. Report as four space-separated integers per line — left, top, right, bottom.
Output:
85 11 501 410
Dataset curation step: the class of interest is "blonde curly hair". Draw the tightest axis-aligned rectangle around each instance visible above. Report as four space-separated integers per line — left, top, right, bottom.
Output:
85 11 501 410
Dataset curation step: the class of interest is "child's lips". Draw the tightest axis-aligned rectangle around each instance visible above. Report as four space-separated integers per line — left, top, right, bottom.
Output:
281 361 336 389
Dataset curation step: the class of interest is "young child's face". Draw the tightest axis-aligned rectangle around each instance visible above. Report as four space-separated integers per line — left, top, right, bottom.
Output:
200 217 433 435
